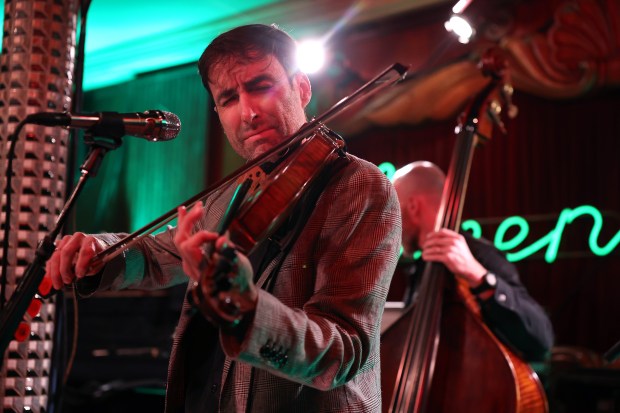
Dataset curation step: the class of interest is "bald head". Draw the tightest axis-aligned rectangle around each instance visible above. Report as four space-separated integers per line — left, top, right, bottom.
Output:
393 161 445 203
393 161 446 253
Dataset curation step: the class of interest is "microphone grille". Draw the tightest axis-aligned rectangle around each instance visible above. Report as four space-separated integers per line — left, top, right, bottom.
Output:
158 111 181 141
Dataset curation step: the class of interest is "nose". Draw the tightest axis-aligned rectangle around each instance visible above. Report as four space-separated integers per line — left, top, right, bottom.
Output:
240 94 258 124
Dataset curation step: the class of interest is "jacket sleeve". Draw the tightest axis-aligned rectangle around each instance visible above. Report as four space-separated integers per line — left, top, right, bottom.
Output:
467 235 554 361
76 230 188 296
75 187 233 296
220 159 402 390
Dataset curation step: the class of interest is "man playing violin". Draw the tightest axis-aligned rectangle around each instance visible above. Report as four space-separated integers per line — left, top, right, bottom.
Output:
392 161 553 361
45 24 402 412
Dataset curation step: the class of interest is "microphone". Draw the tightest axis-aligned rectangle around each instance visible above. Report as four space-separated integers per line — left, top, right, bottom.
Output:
24 110 181 141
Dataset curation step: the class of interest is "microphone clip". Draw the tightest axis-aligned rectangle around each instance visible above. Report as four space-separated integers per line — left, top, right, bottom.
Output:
82 111 128 140
82 127 124 151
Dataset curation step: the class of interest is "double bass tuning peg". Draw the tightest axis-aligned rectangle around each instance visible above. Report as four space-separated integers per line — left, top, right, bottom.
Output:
501 83 518 119
486 100 507 135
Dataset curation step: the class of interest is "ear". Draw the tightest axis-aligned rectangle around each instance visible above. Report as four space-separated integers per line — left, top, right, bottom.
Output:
406 196 424 225
295 72 312 108
407 196 420 215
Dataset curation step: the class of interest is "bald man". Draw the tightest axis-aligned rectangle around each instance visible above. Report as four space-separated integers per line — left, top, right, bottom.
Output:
392 161 553 361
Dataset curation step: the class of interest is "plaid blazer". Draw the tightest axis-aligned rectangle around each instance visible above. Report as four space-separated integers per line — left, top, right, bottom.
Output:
93 154 402 412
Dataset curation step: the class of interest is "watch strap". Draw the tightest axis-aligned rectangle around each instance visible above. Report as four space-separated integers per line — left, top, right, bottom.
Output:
470 272 497 295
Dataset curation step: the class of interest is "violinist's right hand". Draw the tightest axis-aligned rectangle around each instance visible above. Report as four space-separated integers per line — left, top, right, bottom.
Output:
44 232 106 291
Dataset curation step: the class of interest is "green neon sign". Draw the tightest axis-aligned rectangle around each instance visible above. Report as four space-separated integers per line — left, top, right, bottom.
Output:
378 162 397 179
381 162 619 263
488 205 620 263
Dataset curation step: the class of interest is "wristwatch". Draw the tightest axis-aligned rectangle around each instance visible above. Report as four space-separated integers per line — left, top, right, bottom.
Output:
470 272 497 295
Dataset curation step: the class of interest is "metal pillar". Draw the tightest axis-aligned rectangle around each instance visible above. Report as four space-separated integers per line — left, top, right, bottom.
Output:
0 0 78 411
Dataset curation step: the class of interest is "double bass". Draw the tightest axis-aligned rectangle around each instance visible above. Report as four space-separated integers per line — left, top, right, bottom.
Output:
381 50 548 413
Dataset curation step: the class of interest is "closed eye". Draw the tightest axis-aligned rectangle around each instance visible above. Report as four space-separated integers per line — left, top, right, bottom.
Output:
248 83 273 95
216 75 277 107
246 74 276 93
216 89 238 108
220 95 238 107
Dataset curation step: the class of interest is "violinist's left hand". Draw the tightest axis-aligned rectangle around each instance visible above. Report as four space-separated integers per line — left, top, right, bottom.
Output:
174 202 258 328
421 228 487 288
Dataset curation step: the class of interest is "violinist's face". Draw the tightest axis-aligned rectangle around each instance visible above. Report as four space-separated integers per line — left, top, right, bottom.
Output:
208 54 311 160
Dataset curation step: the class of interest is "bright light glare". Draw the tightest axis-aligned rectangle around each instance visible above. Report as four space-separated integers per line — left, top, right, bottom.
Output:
451 0 473 14
296 40 326 74
444 15 474 44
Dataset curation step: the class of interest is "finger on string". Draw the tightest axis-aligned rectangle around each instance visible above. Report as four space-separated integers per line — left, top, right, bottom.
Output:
176 204 197 239
179 202 205 234
429 230 459 244
183 231 218 252
436 228 458 237
215 233 236 252
426 237 453 249
422 239 440 251
189 201 204 218
176 205 191 237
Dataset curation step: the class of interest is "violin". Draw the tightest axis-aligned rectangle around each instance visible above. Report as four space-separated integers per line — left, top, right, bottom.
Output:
188 125 348 326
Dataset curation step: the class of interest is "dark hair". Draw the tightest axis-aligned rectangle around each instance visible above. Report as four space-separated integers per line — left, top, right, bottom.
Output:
198 24 298 94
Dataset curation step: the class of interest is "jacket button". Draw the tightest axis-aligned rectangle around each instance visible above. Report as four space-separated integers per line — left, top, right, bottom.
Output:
275 354 288 368
260 347 270 357
260 342 273 359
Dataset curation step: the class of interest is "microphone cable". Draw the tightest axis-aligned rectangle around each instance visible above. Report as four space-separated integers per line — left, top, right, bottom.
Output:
1 119 29 311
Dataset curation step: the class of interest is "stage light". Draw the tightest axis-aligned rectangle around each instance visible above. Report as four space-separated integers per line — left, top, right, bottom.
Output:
451 0 473 14
296 39 326 74
444 14 475 44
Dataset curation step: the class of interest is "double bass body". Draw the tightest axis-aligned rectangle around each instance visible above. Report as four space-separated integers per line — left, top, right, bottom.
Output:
381 274 548 413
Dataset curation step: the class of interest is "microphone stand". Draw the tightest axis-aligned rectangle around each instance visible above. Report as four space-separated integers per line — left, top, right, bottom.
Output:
0 132 122 365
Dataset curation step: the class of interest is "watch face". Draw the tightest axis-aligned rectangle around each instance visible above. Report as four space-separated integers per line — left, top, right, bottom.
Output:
486 273 497 287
